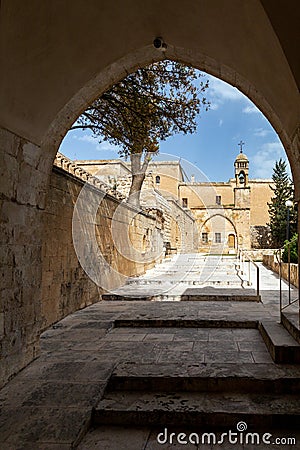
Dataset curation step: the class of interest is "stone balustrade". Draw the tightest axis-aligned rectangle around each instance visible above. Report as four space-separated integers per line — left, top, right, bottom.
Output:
54 152 126 201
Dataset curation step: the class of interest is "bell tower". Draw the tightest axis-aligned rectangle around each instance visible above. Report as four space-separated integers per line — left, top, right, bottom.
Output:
233 141 251 249
234 140 249 187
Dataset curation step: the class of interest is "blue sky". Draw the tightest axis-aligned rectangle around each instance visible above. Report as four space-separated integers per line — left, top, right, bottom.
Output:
59 72 289 182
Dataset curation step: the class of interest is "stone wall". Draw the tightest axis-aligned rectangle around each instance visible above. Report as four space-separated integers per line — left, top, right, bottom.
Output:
263 253 299 287
166 199 198 253
107 170 197 253
0 128 48 388
41 161 163 331
250 225 271 249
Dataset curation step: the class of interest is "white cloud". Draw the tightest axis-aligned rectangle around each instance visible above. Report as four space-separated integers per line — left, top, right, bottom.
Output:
252 141 288 178
208 76 245 101
206 75 265 120
75 134 98 144
96 141 120 153
72 133 119 154
253 128 271 138
243 105 259 114
219 119 223 127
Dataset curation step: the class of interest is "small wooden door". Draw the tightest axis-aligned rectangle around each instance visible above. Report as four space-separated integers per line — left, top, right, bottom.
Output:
228 234 235 248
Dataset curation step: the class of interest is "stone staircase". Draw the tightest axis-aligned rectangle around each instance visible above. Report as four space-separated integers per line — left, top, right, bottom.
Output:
281 303 300 345
96 256 300 433
93 360 300 430
92 316 300 432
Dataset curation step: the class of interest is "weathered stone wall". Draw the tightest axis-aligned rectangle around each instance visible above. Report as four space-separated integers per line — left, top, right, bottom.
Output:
263 253 299 287
106 171 197 253
41 164 162 331
0 128 49 389
166 198 198 253
245 248 274 261
250 225 271 249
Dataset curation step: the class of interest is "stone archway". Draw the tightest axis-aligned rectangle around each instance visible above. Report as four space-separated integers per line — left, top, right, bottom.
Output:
200 213 238 254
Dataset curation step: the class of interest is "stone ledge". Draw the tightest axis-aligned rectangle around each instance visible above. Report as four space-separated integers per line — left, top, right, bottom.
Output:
93 390 300 429
108 361 300 394
259 321 300 364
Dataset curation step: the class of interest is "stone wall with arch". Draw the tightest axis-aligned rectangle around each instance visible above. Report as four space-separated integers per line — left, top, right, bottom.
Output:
0 0 299 386
198 212 241 253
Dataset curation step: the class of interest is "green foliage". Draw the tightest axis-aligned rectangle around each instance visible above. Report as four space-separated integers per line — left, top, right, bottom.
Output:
282 233 298 263
72 60 210 158
267 158 297 247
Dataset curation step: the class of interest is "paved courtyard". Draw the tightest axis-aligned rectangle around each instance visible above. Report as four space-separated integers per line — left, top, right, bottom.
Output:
0 255 299 449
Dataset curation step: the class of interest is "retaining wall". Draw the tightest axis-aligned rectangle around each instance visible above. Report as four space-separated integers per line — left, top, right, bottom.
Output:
41 163 162 331
263 254 299 288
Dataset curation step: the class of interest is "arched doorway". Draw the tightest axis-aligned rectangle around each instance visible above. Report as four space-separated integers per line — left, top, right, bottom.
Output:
200 214 238 254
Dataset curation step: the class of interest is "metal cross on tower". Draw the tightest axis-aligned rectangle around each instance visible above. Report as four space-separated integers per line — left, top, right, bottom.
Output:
238 140 245 153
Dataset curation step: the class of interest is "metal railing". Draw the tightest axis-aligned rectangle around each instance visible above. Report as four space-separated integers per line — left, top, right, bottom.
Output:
237 249 260 297
275 242 298 313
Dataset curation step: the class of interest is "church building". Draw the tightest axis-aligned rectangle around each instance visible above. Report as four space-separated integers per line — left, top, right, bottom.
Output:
75 149 274 253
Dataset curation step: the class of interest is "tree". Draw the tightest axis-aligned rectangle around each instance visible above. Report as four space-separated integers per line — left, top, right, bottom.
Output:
71 60 209 206
282 233 298 263
268 158 297 247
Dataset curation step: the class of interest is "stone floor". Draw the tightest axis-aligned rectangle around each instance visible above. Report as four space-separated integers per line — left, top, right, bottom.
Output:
78 425 300 450
0 255 299 449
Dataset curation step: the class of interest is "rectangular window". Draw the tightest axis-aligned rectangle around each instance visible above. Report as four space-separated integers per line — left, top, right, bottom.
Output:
182 198 188 208
215 232 221 243
202 232 208 243
216 195 221 205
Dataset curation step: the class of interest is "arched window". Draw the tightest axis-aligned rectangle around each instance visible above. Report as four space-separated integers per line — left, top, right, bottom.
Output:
155 175 160 184
239 171 245 185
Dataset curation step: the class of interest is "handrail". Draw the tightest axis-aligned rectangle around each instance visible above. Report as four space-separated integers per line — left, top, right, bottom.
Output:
275 242 298 314
237 249 260 297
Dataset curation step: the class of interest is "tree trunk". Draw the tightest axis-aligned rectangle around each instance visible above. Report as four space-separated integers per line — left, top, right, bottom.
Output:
127 152 149 207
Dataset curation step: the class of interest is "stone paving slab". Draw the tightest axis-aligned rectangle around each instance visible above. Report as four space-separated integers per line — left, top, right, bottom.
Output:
78 425 300 450
77 426 150 450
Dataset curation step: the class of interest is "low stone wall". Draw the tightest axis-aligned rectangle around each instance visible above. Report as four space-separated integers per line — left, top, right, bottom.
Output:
263 254 299 288
246 248 275 261
41 162 163 331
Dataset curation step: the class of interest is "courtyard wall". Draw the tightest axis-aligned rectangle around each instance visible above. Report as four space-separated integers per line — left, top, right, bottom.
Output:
263 254 299 288
41 156 163 331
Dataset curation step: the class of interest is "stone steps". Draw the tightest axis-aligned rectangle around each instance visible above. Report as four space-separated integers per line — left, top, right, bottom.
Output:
107 362 300 394
103 293 260 302
259 321 300 364
93 390 300 429
126 279 241 286
281 309 300 345
93 361 300 430
113 319 258 328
